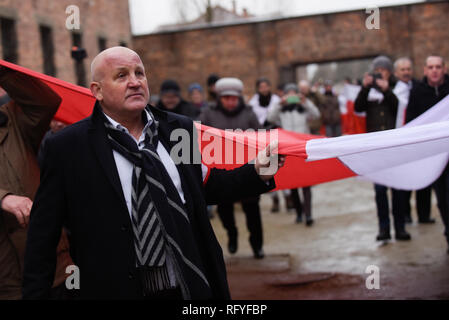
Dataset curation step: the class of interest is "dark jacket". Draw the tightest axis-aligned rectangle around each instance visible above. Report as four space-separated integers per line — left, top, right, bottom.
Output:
320 92 341 126
23 103 274 299
354 78 398 133
199 99 261 131
157 99 200 120
0 67 71 299
405 74 449 123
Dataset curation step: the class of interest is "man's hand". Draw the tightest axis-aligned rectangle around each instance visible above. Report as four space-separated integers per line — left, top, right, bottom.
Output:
1 195 33 228
375 78 389 92
362 73 373 88
255 140 286 182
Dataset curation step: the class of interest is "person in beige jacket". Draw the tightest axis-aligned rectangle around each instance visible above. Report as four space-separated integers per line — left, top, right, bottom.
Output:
267 82 320 226
0 65 72 299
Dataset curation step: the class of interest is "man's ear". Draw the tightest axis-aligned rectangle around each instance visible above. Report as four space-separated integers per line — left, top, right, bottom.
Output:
90 82 103 101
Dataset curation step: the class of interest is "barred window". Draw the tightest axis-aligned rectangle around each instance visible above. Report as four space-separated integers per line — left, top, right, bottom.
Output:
0 17 18 63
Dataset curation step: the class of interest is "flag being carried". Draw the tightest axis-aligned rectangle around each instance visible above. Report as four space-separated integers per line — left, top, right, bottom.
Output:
1 59 449 191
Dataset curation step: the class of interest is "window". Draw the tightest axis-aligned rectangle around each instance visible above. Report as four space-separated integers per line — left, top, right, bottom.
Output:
98 37 107 52
71 32 86 87
39 25 56 76
0 17 18 63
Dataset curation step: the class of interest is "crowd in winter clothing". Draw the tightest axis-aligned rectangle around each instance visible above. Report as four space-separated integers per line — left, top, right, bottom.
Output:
149 53 449 256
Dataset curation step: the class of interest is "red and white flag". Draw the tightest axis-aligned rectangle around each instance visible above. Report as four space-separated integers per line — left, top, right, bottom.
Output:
2 59 448 191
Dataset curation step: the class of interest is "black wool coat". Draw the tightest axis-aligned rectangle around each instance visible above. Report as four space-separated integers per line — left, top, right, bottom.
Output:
22 103 275 299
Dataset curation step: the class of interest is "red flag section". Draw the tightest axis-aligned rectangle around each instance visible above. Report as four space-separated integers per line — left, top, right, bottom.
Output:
0 59 356 189
195 123 355 190
0 59 95 124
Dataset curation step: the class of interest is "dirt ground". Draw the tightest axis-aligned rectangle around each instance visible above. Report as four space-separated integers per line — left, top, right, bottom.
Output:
209 177 449 300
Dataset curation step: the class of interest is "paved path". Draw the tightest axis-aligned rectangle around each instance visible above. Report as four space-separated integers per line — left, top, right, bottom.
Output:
210 177 449 299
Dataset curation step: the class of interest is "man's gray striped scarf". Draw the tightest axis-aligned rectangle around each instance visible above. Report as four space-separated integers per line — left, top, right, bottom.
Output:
104 110 211 298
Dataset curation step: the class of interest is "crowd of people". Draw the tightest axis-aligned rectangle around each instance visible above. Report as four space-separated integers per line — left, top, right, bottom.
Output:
0 47 448 300
146 54 449 258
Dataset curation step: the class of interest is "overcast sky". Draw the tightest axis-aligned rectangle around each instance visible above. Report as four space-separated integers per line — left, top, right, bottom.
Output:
129 0 423 35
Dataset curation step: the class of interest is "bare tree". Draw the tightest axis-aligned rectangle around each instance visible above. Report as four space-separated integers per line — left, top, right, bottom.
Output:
171 0 294 24
172 0 213 23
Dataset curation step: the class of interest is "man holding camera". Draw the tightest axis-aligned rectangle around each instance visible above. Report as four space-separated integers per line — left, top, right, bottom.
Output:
354 55 411 242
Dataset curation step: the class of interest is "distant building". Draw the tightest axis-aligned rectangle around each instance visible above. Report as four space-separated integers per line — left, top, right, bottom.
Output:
133 1 449 98
0 0 131 87
156 5 253 33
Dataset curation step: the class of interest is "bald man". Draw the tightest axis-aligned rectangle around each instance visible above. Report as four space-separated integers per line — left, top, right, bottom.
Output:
22 47 283 299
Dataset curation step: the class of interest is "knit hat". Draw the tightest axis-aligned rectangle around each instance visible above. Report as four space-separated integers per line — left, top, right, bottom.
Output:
160 79 180 96
371 55 393 73
188 82 203 94
207 74 220 86
215 77 243 97
284 82 299 94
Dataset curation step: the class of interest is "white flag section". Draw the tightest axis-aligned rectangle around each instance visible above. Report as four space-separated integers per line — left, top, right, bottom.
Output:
306 94 449 190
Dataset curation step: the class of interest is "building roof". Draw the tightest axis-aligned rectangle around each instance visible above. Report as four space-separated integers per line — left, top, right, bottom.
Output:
156 5 254 32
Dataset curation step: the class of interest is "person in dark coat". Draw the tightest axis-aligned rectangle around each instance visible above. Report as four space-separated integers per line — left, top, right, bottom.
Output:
393 57 432 225
405 55 449 253
199 77 266 259
320 80 341 137
22 47 283 299
156 79 199 120
354 55 411 242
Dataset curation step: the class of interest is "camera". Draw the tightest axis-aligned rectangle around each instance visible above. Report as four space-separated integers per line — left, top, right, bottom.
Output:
370 72 382 90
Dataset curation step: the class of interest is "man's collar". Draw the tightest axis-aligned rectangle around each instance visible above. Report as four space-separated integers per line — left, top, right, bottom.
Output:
103 108 153 135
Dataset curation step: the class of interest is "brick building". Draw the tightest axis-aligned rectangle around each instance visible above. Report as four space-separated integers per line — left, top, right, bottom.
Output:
133 1 449 98
0 0 131 86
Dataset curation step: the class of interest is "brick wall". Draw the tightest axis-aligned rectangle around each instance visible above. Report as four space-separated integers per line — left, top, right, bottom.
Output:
133 2 449 99
0 0 131 85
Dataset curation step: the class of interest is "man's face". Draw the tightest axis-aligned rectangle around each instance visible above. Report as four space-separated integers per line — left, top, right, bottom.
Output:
424 56 445 86
258 82 271 96
395 60 413 83
374 67 391 81
91 51 149 117
161 92 181 110
190 89 204 105
299 83 309 96
220 95 239 111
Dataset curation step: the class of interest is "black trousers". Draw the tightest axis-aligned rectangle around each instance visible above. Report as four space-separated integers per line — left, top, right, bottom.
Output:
397 187 432 222
374 184 405 233
290 187 312 218
216 196 263 250
432 164 449 244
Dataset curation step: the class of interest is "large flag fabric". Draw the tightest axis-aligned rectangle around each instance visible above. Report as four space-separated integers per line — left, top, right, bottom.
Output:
0 59 95 123
2 59 449 191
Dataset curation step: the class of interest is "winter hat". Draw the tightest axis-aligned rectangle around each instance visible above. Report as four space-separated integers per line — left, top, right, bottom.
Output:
207 74 220 86
188 82 203 94
160 79 181 96
371 55 393 73
284 82 299 94
215 77 243 97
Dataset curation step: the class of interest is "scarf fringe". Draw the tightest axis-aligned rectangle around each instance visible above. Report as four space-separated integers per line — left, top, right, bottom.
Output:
140 265 173 296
